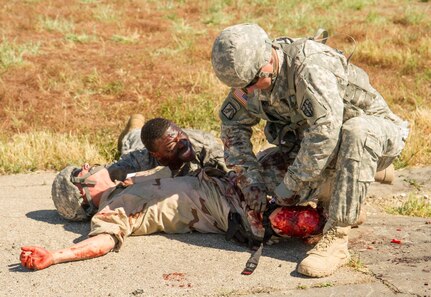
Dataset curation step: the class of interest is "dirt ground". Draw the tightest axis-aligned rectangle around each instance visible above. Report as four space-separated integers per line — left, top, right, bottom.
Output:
0 0 429 146
0 0 218 136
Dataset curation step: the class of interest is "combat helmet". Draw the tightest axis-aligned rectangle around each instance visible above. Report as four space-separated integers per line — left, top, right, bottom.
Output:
211 23 272 88
51 165 101 221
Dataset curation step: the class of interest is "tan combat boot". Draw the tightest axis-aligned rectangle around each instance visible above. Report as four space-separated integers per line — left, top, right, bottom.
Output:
298 226 351 277
374 164 395 184
117 114 145 153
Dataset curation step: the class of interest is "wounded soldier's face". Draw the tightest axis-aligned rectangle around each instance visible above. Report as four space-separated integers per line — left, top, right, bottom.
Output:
73 163 116 208
151 123 195 170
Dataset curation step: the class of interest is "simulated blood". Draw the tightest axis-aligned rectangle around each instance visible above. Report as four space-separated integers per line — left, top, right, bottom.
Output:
271 206 323 237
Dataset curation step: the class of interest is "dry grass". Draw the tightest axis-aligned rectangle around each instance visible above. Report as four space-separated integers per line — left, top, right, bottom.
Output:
0 131 107 174
0 0 429 173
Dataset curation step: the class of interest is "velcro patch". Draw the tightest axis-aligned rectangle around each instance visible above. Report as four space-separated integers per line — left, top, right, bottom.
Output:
221 102 238 120
301 98 314 117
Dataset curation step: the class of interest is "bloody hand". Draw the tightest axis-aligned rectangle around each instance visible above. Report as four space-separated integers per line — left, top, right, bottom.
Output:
20 246 54 270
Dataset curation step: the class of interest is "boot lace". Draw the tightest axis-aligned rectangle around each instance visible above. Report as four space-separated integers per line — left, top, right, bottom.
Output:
314 227 337 251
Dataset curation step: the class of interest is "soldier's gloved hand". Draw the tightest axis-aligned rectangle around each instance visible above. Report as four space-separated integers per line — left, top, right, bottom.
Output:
107 166 127 182
274 182 300 206
242 183 268 213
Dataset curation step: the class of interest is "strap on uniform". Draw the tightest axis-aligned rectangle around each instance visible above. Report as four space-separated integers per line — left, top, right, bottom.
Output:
345 35 357 64
313 28 329 44
241 203 279 275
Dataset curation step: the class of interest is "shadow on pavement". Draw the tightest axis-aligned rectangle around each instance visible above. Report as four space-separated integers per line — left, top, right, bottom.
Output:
8 263 31 273
162 232 312 267
25 209 91 242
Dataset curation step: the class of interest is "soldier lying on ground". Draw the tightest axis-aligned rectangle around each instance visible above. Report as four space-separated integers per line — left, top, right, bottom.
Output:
20 162 325 272
108 116 227 182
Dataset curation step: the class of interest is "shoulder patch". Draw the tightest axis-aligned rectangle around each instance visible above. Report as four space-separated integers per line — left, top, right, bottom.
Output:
232 88 248 107
221 102 238 120
301 98 314 117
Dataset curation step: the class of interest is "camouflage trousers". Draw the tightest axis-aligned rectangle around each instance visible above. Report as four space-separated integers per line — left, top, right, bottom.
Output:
325 115 407 227
257 115 408 227
120 128 145 156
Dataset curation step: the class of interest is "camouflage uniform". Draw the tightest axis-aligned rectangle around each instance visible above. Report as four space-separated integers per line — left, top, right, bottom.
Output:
109 128 228 179
217 32 409 226
89 167 253 250
119 127 145 156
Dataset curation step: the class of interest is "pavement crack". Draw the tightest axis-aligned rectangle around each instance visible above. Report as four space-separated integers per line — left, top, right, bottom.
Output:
371 271 421 297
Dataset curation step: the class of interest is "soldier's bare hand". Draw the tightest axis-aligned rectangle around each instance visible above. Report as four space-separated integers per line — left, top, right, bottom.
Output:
121 178 134 187
242 183 268 213
20 246 54 270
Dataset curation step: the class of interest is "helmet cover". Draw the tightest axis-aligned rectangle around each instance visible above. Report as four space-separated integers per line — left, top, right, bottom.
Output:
211 23 272 88
51 165 89 221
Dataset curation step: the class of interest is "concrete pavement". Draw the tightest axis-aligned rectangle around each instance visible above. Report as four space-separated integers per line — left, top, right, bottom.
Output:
0 167 430 297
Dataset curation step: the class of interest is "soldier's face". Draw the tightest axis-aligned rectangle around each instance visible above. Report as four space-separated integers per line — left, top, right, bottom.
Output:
245 55 274 94
73 163 115 207
151 124 195 170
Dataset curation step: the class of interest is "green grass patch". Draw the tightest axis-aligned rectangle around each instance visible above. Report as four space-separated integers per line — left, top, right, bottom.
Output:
393 7 428 25
100 81 124 95
0 39 40 70
311 282 334 288
347 253 369 273
66 33 98 43
93 4 118 22
158 93 220 133
386 193 431 218
111 33 140 44
201 1 232 25
38 16 75 34
366 10 388 25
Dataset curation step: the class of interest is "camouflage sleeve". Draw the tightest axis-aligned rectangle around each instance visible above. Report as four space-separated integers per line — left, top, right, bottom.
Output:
185 129 228 172
219 90 263 190
283 61 344 192
107 149 159 181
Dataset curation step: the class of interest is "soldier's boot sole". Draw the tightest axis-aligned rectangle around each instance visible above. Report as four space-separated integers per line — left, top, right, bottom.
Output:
117 114 145 152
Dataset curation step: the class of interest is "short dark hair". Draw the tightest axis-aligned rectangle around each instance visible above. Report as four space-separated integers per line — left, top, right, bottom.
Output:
141 117 171 152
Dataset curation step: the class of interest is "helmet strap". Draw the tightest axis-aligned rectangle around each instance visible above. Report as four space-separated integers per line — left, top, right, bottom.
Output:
70 165 106 216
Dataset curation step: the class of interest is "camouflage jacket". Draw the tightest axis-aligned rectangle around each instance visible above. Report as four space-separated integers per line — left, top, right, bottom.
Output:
219 38 405 193
108 128 228 178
